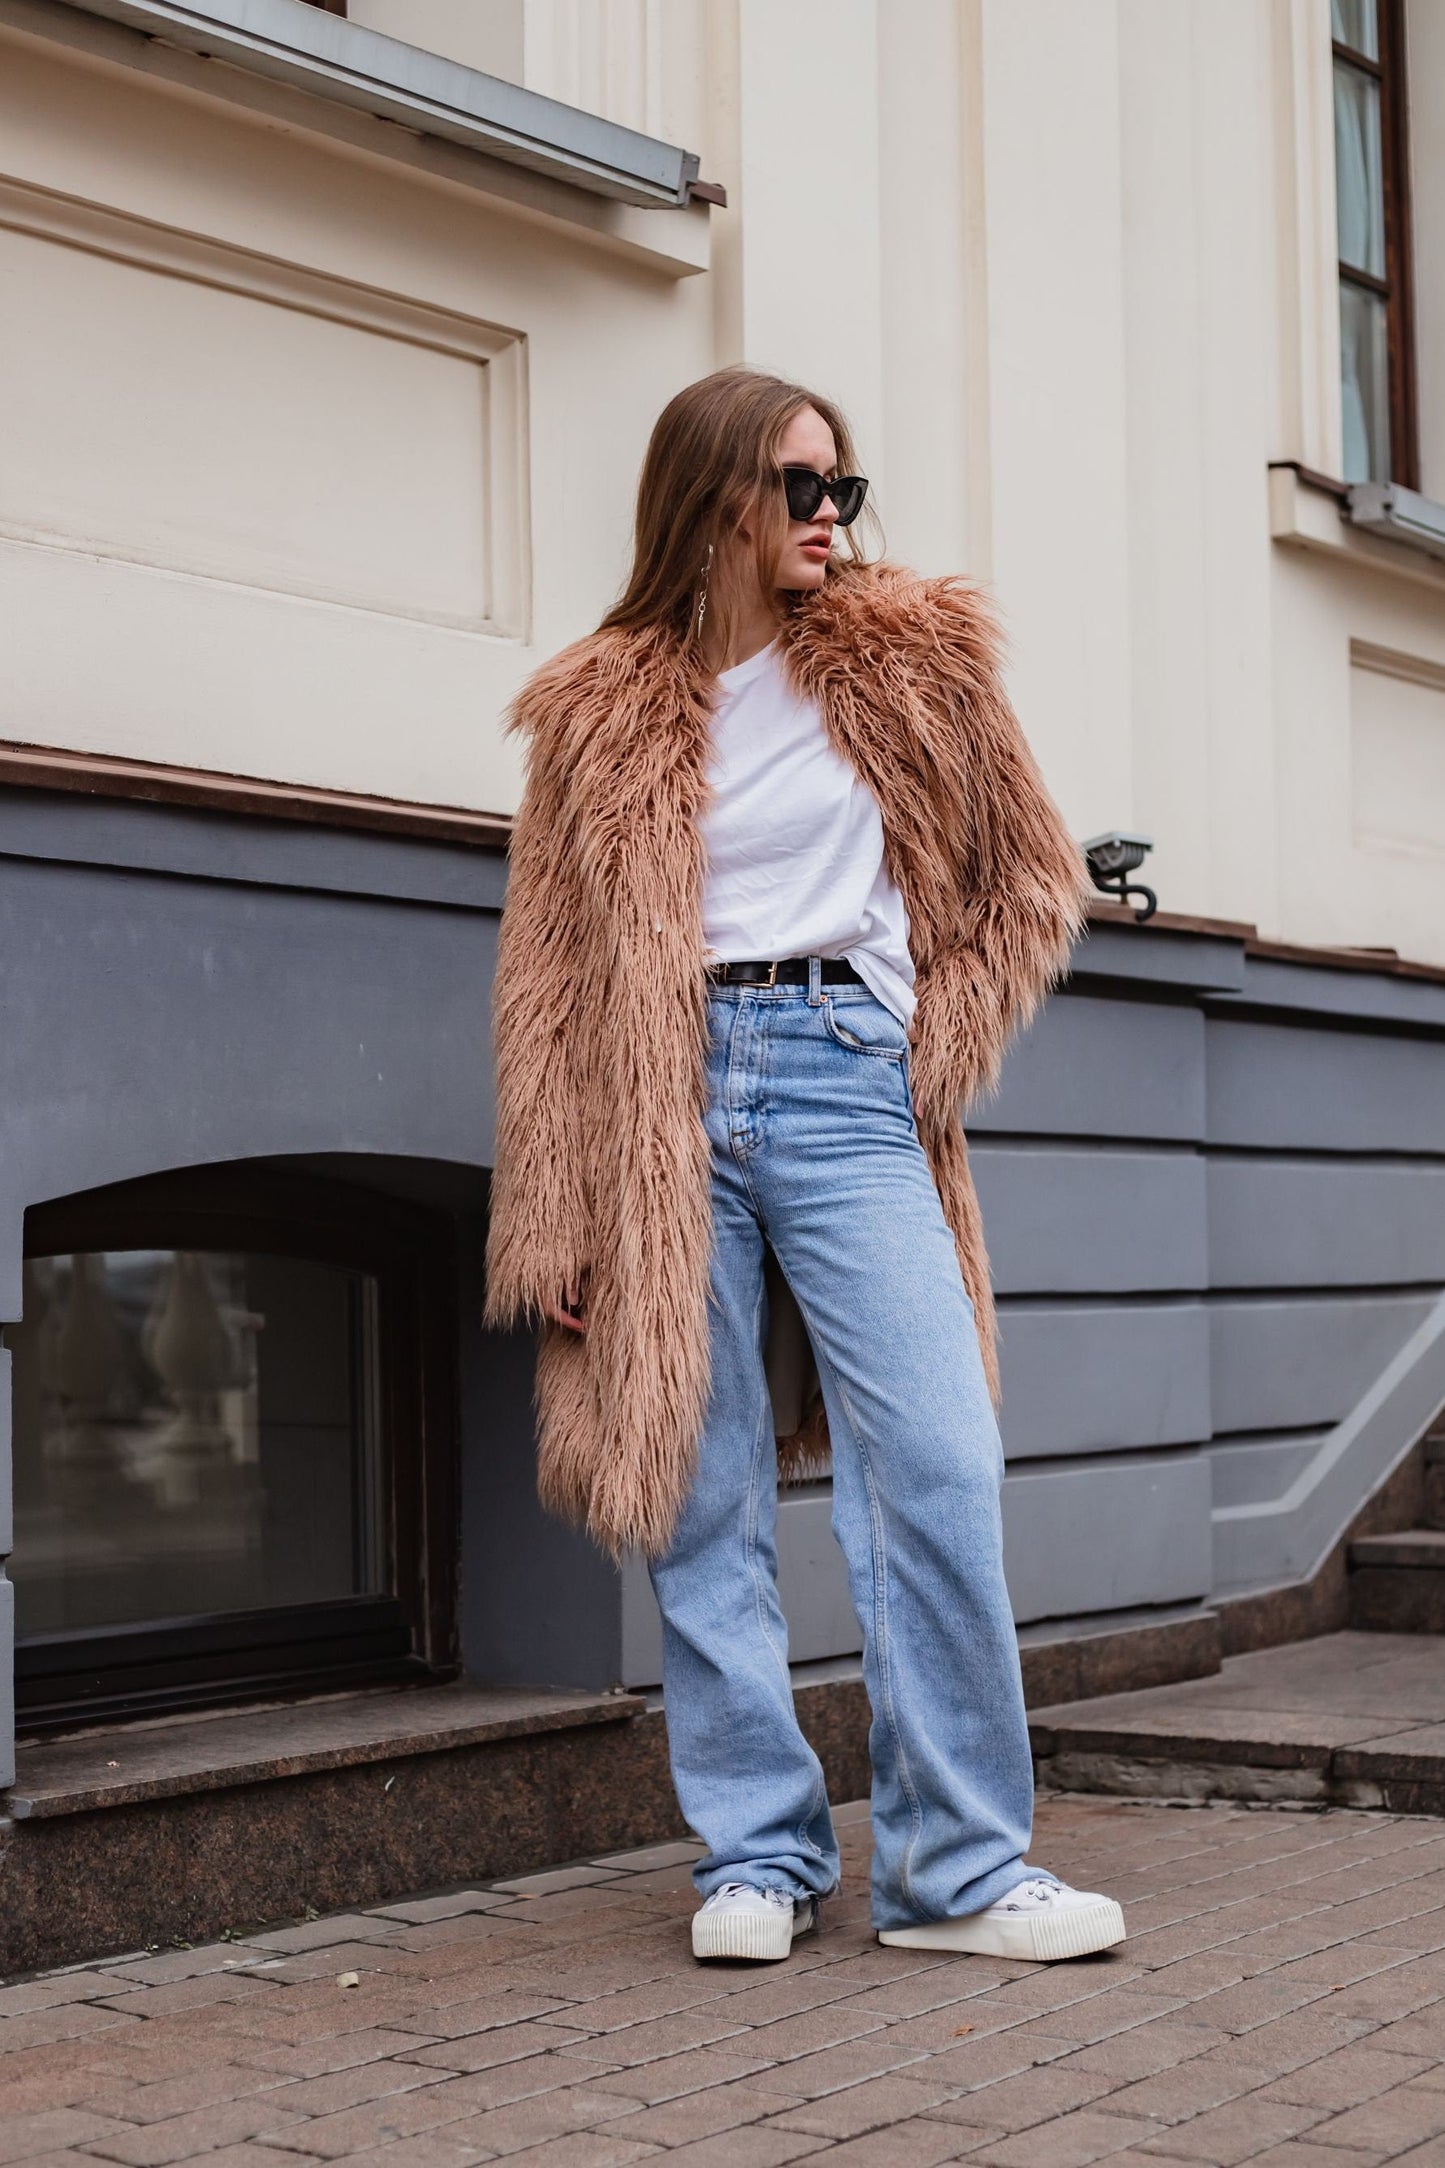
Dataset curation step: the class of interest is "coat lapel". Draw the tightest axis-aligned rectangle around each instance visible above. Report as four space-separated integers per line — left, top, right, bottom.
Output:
780 571 974 974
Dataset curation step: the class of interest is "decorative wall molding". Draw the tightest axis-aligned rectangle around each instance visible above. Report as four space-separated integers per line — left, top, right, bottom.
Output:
0 174 531 636
1351 638 1445 695
0 740 512 849
0 176 520 361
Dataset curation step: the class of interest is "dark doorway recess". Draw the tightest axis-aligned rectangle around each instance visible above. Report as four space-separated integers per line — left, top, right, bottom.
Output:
9 1164 458 1733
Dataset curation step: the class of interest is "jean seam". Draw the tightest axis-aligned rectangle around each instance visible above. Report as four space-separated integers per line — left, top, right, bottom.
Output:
744 1272 791 1698
858 1442 927 1920
724 995 752 1163
818 1345 927 1921
742 1280 823 1882
731 1004 773 1225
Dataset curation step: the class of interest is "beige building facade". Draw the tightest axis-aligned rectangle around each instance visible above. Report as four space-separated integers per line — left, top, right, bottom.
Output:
3 0 1445 955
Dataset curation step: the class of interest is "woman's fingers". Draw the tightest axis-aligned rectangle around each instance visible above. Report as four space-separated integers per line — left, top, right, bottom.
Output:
543 1291 588 1334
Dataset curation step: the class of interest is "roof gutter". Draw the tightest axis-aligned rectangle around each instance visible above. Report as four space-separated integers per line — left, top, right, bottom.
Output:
40 0 707 206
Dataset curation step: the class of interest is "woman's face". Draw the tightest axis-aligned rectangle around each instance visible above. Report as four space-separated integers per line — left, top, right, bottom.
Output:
770 405 840 592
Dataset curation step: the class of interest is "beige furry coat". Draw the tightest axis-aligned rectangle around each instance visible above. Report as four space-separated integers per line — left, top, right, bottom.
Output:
485 563 1089 1557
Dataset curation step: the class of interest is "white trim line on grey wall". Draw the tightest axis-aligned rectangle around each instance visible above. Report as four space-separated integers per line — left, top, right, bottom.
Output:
1212 1286 1445 1594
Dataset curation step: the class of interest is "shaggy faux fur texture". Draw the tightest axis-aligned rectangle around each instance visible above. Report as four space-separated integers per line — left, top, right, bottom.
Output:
485 563 1089 1557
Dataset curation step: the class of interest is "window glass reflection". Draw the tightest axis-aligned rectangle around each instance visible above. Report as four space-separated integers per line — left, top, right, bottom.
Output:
9 1250 383 1638
1331 0 1379 60
1333 60 1385 277
1339 281 1391 482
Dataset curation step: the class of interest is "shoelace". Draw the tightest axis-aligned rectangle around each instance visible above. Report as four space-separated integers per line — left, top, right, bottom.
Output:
705 1881 795 1910
998 1876 1063 1911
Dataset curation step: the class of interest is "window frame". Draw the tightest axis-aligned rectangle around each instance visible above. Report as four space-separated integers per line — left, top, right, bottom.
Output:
12 1166 458 1733
1333 0 1419 487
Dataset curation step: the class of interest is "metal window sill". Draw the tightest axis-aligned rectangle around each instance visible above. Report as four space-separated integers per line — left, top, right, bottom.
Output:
42 0 704 203
4 0 716 275
1269 462 1445 592
1347 481 1445 561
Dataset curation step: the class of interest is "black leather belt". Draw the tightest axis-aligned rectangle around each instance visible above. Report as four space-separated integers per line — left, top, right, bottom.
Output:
706 956 864 987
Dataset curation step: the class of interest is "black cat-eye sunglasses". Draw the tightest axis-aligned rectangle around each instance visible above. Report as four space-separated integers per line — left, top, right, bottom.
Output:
782 467 869 527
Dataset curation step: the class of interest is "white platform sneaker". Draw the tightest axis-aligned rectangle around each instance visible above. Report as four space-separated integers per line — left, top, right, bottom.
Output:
692 1882 819 1962
878 1876 1125 1962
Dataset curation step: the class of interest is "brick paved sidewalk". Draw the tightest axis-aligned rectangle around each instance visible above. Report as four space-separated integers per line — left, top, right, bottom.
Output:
5 1794 1445 2167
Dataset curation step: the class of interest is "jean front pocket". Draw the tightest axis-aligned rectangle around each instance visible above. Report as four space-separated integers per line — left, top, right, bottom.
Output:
823 994 909 1061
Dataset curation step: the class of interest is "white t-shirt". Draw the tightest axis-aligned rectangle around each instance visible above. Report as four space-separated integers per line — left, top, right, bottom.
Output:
700 642 916 1025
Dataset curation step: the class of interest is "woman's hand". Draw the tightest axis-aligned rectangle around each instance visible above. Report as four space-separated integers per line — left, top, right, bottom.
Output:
544 1282 588 1335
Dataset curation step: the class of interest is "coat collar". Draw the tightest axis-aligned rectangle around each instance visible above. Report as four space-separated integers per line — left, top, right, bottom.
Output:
513 562 1006 966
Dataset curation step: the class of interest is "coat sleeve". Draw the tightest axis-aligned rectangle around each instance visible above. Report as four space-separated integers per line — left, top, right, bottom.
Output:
910 578 1091 1123
483 708 592 1329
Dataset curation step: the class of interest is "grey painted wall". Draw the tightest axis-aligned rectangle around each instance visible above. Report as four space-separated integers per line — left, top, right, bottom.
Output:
2 787 1444 1754
997 1302 1211 1457
0 1346 10 1770
968 996 1205 1142
1210 1295 1437 1434
0 854 500 1320
1206 1017 1445 1153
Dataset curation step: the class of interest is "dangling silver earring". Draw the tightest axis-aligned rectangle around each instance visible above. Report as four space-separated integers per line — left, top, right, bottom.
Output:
694 542 714 641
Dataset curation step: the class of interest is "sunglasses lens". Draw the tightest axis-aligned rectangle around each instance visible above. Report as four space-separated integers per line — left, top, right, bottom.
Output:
783 468 825 521
831 478 868 527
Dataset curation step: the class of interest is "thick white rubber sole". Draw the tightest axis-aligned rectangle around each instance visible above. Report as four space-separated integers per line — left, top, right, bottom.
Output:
692 1900 816 1963
878 1897 1125 1963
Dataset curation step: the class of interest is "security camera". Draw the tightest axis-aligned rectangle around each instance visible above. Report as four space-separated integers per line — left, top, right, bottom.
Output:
1082 831 1157 922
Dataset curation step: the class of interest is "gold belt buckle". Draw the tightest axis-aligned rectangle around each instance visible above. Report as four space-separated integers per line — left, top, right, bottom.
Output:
764 959 780 986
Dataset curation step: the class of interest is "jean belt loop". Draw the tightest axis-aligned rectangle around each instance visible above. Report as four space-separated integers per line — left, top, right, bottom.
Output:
807 954 824 1007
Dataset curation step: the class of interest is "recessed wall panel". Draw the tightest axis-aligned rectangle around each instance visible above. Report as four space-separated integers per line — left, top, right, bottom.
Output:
1352 645 1445 863
1001 1454 1212 1623
977 994 1205 1141
972 1147 1208 1294
1208 1159 1445 1288
1207 1017 1445 1154
0 217 520 630
998 1300 1210 1456
1210 1292 1436 1433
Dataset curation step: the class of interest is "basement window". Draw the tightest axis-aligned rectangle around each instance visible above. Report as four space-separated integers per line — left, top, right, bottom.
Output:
7 1166 456 1731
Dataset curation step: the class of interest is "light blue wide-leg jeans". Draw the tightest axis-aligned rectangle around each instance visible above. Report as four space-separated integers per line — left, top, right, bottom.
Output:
648 971 1035 1932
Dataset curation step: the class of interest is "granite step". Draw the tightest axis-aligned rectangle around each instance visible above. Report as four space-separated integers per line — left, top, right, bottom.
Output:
1424 1429 1445 1531
1030 1629 1445 1815
1349 1526 1445 1633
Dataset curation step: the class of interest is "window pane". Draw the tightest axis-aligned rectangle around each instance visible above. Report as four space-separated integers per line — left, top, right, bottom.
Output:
1331 0 1379 60
9 1249 384 1637
1333 60 1385 277
1340 281 1391 481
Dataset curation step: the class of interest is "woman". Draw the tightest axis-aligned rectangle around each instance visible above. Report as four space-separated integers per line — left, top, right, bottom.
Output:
486 367 1124 1966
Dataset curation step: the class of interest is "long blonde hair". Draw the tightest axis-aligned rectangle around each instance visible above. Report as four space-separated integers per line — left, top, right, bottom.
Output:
600 366 878 651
